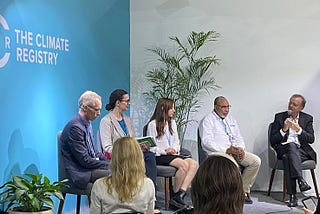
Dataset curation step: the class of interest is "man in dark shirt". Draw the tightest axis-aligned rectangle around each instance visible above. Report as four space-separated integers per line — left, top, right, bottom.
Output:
60 90 109 189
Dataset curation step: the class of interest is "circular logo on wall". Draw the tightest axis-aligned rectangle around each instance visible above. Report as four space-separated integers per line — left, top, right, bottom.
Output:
0 15 10 68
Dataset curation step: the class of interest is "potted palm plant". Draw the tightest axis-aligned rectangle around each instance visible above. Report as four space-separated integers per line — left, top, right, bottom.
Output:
0 173 67 214
144 30 221 143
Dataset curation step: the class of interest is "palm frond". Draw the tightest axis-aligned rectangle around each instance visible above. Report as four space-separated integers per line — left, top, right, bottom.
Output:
145 30 221 142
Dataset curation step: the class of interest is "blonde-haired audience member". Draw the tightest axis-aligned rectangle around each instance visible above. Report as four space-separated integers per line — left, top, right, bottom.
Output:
90 137 155 214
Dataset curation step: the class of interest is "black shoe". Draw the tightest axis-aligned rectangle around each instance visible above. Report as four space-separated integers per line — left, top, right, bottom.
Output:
299 178 311 192
169 199 187 210
244 192 253 204
180 190 187 200
288 194 298 207
175 189 187 202
169 190 187 210
244 197 253 204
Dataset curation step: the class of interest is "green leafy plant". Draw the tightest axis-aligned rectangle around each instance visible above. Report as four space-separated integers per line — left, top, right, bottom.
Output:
144 30 221 142
0 173 67 212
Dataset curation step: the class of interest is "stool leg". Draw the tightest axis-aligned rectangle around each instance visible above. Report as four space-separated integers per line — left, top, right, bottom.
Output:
164 177 169 210
57 193 66 214
169 177 174 197
87 195 91 206
310 169 319 198
282 173 286 202
76 195 81 214
267 169 276 196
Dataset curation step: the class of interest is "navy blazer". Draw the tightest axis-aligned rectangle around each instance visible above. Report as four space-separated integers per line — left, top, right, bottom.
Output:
60 113 109 189
270 111 316 162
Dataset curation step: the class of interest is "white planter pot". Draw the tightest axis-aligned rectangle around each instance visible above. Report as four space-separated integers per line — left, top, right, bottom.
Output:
8 207 53 214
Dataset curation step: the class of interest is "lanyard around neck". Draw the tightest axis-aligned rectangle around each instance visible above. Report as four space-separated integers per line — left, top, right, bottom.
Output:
212 112 236 144
165 127 171 147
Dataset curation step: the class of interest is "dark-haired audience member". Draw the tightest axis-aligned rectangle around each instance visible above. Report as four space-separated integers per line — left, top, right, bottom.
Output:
198 96 261 204
147 98 198 209
270 94 315 207
90 137 155 214
191 155 244 214
60 90 109 189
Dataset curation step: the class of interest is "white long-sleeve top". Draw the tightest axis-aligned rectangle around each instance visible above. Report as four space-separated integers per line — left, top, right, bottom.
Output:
198 111 245 155
90 177 155 214
147 119 180 156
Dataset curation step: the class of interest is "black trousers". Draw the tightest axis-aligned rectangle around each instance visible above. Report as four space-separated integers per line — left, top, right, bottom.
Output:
90 169 110 183
144 151 157 190
275 143 310 194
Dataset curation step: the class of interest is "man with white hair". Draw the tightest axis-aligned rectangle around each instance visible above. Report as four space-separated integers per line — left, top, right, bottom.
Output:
60 90 110 189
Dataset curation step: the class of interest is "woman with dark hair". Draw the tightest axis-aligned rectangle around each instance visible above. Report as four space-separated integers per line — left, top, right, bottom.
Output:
99 89 134 157
90 137 155 214
191 155 244 214
147 98 198 209
99 89 160 213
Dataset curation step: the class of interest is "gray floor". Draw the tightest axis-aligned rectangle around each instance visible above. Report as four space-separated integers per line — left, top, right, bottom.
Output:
156 191 316 214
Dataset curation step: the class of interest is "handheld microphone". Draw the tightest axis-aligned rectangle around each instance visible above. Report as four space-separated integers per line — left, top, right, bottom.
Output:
287 110 292 117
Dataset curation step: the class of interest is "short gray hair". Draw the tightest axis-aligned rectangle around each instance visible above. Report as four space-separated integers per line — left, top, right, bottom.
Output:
290 94 306 108
214 96 227 105
78 91 101 109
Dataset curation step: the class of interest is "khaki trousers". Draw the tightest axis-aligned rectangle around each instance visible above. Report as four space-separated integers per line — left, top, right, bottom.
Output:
217 151 261 193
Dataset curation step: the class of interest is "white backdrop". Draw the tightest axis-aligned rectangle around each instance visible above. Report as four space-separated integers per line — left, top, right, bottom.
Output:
130 0 320 192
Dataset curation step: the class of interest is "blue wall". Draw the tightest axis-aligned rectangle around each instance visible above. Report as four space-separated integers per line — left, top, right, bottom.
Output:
0 0 130 212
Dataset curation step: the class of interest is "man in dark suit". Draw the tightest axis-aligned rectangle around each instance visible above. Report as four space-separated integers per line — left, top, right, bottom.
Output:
60 90 110 189
270 94 316 207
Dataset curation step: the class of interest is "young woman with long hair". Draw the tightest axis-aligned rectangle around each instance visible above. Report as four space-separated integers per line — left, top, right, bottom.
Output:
147 98 198 209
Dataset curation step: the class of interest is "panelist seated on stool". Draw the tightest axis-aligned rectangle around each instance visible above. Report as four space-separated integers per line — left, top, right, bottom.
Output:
57 130 93 214
147 98 198 210
60 91 110 190
198 96 261 204
270 94 316 207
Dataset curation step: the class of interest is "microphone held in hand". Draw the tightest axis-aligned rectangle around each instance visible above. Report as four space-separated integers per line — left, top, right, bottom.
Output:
287 110 292 117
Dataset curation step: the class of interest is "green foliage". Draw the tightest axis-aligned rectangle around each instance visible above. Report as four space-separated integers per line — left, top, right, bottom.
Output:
145 30 221 142
0 173 68 212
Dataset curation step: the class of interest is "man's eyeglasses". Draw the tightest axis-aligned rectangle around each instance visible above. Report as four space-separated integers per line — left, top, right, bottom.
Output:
217 105 231 109
87 105 101 112
121 99 130 104
289 102 300 108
